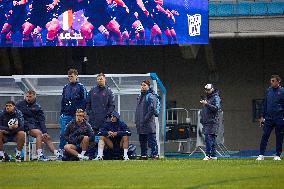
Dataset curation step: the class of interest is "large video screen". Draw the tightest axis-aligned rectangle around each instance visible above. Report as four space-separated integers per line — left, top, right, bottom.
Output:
0 0 208 47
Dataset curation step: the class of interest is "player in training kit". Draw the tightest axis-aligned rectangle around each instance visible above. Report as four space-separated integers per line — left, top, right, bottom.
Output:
22 0 60 47
1 0 28 47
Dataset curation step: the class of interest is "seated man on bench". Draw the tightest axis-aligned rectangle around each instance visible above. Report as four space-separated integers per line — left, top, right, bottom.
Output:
94 111 131 160
64 109 94 161
0 101 25 162
16 90 62 161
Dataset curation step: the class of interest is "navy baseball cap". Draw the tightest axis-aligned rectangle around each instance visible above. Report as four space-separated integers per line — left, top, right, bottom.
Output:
111 111 120 119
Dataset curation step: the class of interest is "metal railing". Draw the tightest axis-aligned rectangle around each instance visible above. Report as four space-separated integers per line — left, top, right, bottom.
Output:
166 108 200 125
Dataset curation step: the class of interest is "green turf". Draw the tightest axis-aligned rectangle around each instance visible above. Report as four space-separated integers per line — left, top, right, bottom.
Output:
1 159 284 189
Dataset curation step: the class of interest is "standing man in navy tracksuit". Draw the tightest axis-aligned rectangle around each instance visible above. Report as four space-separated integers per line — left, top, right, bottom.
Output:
59 69 87 154
135 80 158 160
200 84 221 160
86 73 115 132
256 75 284 161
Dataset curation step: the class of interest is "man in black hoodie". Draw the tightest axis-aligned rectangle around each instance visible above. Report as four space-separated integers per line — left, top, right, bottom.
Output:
200 84 221 160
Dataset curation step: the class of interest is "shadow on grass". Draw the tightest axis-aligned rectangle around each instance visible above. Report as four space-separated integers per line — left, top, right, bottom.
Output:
186 176 267 189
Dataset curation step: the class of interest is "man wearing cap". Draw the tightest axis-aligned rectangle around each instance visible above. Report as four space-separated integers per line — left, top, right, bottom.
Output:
256 75 284 161
135 80 158 160
86 73 115 132
200 83 221 160
94 111 131 160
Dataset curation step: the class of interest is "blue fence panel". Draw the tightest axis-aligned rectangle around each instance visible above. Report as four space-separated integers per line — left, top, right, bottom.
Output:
267 2 284 14
250 3 268 15
210 1 284 16
209 3 218 16
217 3 235 16
237 2 251 16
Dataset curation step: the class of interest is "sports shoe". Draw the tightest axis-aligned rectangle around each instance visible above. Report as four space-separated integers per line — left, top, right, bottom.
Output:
0 156 4 162
93 156 103 161
273 156 281 161
123 156 130 161
15 155 22 162
211 156 218 160
55 153 63 161
78 154 89 161
203 156 211 160
38 155 49 161
140 156 148 160
151 155 159 160
58 149 64 156
256 155 264 161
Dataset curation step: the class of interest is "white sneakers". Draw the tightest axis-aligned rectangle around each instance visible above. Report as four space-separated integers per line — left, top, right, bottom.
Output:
256 155 281 161
94 156 103 160
123 156 130 161
273 156 281 161
203 156 211 160
93 156 130 160
256 155 264 161
203 156 217 160
77 154 89 161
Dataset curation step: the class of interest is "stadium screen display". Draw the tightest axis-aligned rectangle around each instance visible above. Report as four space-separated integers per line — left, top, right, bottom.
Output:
0 0 208 47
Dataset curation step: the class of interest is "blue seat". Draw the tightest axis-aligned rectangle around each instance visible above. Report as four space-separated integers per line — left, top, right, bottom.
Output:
216 3 235 16
209 3 218 16
267 2 284 15
250 3 268 15
237 2 251 16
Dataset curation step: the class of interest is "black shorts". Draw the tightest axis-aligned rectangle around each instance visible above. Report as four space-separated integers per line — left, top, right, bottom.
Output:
56 0 85 16
0 12 6 29
26 9 54 28
3 133 17 143
154 12 174 31
25 121 41 132
137 9 155 29
7 5 27 31
113 7 137 32
110 136 123 149
86 10 112 29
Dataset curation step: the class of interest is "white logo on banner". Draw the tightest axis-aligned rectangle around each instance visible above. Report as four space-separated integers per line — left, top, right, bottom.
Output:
187 14 201 36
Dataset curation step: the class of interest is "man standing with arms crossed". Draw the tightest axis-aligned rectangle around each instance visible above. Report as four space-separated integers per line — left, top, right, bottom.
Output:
86 73 115 132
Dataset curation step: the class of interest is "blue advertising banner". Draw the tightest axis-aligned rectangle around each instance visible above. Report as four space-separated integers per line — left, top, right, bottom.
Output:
0 0 208 47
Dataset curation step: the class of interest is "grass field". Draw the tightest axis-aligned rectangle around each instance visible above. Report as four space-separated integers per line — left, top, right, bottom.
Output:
1 159 284 189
